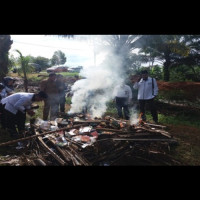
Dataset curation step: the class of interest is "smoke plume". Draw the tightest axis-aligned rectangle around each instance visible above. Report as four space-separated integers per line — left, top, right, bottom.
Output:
68 35 138 123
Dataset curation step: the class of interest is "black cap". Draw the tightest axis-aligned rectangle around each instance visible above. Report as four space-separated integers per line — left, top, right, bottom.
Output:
38 91 48 99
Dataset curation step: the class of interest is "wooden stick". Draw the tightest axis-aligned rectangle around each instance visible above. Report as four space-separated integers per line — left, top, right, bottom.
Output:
112 138 177 143
0 125 81 147
96 128 126 133
35 131 66 166
139 126 171 138
144 122 167 129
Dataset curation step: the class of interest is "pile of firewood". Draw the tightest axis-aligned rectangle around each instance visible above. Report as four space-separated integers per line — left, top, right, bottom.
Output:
0 114 179 166
33 114 179 166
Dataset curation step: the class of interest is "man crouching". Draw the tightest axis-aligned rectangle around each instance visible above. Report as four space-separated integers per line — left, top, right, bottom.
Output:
1 91 48 138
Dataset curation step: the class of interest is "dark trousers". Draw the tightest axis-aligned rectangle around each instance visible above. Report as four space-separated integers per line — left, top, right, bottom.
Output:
43 97 59 120
139 98 158 122
0 103 6 129
4 109 26 137
116 97 130 120
59 94 66 113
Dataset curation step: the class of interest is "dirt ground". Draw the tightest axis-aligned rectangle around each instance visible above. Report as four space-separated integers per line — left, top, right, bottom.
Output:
157 81 200 101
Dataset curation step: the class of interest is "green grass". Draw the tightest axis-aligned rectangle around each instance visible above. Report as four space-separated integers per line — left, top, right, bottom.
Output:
158 114 200 129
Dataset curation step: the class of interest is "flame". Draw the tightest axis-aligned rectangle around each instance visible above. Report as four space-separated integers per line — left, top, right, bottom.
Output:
138 112 143 125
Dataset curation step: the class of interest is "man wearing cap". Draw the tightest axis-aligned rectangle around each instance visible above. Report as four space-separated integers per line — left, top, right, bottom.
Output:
2 77 16 98
40 72 60 120
131 70 159 123
1 91 48 137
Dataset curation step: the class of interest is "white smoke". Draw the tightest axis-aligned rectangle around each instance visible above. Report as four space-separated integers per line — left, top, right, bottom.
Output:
129 104 139 125
68 35 136 119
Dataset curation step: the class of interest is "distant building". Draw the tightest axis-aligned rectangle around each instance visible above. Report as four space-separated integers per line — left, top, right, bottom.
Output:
68 66 83 73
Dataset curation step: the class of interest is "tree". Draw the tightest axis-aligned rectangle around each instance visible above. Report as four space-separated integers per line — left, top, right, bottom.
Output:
51 50 67 66
0 35 13 81
88 35 141 75
136 35 190 81
31 56 51 70
15 50 33 92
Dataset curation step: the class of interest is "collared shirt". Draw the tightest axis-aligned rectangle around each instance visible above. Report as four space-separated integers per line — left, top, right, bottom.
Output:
114 84 132 102
1 92 34 114
133 77 158 100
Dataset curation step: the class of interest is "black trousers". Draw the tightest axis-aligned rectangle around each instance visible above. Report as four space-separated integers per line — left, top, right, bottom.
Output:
139 98 158 122
116 97 130 120
4 109 26 137
0 103 6 129
59 94 66 113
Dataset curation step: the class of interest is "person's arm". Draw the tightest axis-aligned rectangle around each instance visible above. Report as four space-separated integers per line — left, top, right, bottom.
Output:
133 82 139 89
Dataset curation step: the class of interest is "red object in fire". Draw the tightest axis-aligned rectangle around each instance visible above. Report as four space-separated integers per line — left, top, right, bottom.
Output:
90 131 98 138
81 135 91 142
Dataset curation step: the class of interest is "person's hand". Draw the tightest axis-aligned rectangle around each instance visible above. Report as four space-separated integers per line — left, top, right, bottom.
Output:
130 75 141 83
27 109 35 116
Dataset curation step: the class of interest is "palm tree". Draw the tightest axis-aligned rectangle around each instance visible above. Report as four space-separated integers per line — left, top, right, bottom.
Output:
15 50 32 92
136 35 191 81
0 35 13 81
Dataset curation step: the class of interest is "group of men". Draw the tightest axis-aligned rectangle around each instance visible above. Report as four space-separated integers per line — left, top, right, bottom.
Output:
0 70 159 139
0 73 68 138
114 70 158 123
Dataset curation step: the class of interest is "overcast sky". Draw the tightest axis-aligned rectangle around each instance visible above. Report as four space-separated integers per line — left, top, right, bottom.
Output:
10 35 98 68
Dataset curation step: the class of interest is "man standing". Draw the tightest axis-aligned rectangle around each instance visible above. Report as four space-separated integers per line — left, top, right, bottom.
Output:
113 82 132 120
56 74 67 113
40 73 60 120
1 91 48 137
131 70 158 123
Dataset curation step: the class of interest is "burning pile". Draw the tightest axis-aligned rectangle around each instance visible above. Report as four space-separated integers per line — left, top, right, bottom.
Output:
26 113 178 166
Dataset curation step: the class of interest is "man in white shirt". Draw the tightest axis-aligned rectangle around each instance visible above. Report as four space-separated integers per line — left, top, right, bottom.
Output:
113 83 132 120
1 91 48 137
131 70 158 123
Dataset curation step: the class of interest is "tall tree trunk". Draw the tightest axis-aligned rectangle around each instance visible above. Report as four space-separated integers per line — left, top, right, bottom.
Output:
0 35 13 81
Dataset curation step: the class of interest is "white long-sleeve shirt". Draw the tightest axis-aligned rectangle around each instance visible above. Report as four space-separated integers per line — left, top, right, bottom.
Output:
114 84 132 102
1 92 34 114
133 77 158 100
